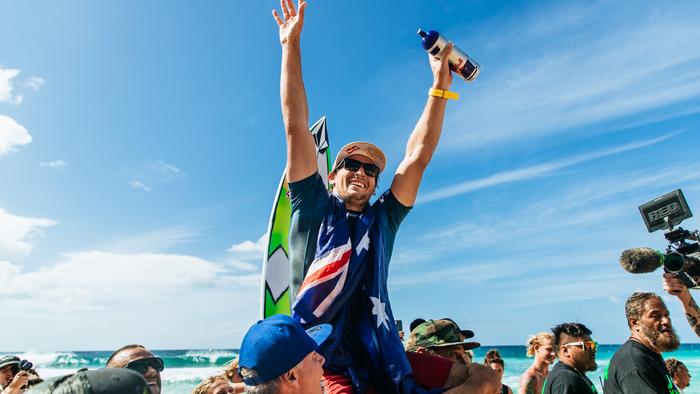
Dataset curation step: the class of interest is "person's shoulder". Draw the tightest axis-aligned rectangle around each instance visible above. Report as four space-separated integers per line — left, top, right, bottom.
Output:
617 365 655 386
289 171 325 191
288 172 332 212
548 366 577 383
622 340 660 363
519 370 542 394
373 189 404 206
552 365 577 378
611 340 638 360
519 368 538 383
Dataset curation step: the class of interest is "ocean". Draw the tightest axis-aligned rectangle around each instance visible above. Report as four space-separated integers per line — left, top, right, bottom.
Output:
5 344 700 393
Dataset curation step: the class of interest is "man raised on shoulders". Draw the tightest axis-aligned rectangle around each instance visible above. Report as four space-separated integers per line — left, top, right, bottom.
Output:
270 1 494 393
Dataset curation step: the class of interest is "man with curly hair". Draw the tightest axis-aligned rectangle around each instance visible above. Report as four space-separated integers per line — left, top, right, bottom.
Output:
193 375 237 394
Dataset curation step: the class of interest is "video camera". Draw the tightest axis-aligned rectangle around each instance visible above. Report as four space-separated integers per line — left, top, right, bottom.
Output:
620 189 700 288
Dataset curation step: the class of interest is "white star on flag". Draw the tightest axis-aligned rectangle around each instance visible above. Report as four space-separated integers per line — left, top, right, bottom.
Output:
356 231 370 255
370 295 390 330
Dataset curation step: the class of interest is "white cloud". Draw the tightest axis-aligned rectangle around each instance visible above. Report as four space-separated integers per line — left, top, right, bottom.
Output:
442 3 700 152
23 76 45 92
227 234 267 270
152 160 181 176
228 235 266 254
127 161 183 191
229 260 259 272
0 67 22 104
99 224 201 253
0 250 262 350
395 161 700 271
129 180 152 192
419 132 676 203
0 251 223 302
0 208 56 262
0 115 32 156
39 159 67 168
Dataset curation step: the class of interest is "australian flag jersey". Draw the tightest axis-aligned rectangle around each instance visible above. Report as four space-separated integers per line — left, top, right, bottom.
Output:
291 183 415 393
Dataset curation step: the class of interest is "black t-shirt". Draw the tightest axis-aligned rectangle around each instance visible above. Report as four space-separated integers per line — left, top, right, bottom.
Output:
603 340 679 394
542 362 597 394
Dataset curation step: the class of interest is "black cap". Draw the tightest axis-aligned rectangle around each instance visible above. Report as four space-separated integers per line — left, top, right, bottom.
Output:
28 368 149 394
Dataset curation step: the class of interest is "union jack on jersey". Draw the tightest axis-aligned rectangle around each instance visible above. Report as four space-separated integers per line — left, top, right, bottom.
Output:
295 237 353 324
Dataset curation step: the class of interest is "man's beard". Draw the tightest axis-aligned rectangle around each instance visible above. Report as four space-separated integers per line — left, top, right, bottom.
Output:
582 358 598 373
641 325 681 352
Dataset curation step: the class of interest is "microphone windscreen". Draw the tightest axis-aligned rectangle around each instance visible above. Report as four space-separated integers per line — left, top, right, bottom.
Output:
620 247 662 274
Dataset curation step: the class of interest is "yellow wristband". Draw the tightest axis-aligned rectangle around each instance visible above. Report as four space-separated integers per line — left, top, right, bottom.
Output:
428 88 459 101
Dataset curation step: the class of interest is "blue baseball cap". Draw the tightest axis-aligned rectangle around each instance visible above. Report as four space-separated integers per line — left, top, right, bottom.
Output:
238 314 332 386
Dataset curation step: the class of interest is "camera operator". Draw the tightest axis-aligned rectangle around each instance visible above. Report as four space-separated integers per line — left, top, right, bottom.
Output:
663 272 700 337
0 356 30 394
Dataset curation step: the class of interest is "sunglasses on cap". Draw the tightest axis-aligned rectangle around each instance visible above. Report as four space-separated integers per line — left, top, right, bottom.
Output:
125 357 165 374
337 158 380 178
563 340 598 352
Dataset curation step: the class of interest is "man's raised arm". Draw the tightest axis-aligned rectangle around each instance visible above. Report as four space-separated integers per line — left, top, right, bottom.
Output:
272 0 316 182
390 44 456 207
664 272 700 337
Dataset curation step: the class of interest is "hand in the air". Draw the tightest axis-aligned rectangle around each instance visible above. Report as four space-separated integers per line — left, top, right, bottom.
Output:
272 0 307 46
663 272 692 304
430 42 454 90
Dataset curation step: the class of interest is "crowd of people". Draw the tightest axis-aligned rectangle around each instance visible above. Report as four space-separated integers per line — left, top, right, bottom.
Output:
3 0 699 393
0 293 695 394
1 290 696 394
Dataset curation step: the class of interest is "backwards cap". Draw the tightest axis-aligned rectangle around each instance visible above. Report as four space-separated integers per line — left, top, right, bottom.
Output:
406 319 481 352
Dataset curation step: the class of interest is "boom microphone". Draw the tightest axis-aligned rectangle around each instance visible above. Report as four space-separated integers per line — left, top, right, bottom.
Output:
620 247 663 274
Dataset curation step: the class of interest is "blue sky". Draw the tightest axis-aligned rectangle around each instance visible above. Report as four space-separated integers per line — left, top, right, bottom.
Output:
1 0 700 351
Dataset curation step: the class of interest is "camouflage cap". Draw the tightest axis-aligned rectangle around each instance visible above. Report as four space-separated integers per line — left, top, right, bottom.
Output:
406 319 481 352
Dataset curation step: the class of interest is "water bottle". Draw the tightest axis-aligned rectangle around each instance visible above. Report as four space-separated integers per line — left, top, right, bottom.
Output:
417 28 480 82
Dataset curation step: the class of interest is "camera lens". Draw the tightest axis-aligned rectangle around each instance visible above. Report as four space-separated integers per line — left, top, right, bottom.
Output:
664 252 686 273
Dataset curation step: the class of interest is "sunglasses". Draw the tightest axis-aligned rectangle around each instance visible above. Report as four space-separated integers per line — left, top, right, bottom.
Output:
125 357 165 374
563 340 598 352
337 158 380 178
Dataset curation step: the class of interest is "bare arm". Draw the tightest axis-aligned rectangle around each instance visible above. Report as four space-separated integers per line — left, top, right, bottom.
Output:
390 44 455 206
664 272 700 337
272 0 316 182
518 372 537 394
443 363 500 394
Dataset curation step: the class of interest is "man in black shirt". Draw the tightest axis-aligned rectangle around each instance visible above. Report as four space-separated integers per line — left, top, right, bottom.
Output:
603 292 681 394
542 322 598 394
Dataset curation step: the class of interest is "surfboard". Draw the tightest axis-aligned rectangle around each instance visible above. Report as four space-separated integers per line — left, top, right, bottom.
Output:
261 117 331 318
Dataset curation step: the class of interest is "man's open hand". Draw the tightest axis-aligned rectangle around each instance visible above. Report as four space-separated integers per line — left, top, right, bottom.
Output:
272 0 307 46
